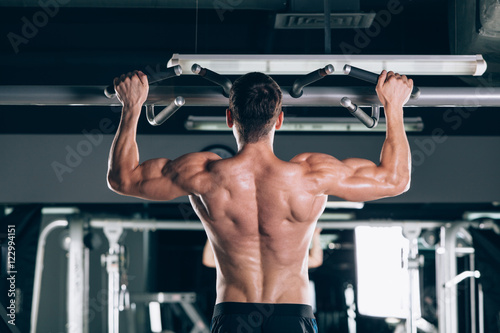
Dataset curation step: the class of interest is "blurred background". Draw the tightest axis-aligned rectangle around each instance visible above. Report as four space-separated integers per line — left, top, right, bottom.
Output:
0 0 499 332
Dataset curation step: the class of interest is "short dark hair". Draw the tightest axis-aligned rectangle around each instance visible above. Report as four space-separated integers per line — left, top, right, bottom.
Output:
229 72 282 143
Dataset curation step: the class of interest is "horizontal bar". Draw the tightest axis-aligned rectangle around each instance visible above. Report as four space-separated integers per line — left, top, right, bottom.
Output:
131 292 196 304
444 270 481 288
89 219 453 230
2 86 500 107
185 116 424 132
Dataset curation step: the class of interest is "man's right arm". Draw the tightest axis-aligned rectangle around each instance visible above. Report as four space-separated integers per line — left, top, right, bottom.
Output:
295 70 412 202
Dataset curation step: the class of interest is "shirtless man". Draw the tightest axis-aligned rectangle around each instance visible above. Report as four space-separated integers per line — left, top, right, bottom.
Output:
107 70 412 332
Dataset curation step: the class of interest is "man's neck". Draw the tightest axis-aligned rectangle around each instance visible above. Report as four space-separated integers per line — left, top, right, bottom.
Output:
236 138 275 155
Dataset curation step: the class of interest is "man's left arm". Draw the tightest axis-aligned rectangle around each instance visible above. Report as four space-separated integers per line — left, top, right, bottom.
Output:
107 71 217 201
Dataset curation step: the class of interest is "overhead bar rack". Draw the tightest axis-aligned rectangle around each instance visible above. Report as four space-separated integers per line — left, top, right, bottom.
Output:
0 54 495 108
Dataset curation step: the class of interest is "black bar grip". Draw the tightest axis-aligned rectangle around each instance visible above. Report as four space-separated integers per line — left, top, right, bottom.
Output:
191 64 232 97
343 65 420 99
290 64 334 98
145 97 185 126
104 65 182 99
340 97 379 128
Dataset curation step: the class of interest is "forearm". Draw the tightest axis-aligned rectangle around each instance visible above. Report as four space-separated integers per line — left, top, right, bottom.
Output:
107 106 142 189
308 232 323 268
379 105 411 188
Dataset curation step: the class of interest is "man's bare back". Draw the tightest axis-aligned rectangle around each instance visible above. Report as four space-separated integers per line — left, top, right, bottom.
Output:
107 70 412 331
190 146 327 304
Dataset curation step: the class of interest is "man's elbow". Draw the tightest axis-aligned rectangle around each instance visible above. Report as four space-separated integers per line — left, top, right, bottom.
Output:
392 173 411 196
107 171 131 195
202 257 216 268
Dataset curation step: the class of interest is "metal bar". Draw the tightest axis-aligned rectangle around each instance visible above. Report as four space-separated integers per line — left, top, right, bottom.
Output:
478 283 484 333
179 302 210 333
290 65 334 98
436 222 474 333
404 224 422 333
455 247 475 254
104 65 182 99
323 0 331 54
145 97 185 126
2 86 500 107
131 292 197 303
90 219 449 231
191 64 232 97
443 270 480 288
344 65 421 99
67 217 87 333
470 253 476 333
31 219 68 333
340 98 379 128
102 225 124 333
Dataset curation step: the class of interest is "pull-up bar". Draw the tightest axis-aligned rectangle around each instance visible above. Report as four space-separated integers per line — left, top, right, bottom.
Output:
1 54 497 110
2 85 500 107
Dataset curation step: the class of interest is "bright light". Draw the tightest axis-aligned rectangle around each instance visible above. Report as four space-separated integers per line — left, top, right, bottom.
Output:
464 212 500 221
149 302 162 333
185 116 424 133
325 201 365 209
319 213 355 221
355 226 413 318
41 207 80 215
168 54 487 76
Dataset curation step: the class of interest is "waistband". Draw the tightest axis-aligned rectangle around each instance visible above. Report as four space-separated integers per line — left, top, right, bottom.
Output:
213 302 314 318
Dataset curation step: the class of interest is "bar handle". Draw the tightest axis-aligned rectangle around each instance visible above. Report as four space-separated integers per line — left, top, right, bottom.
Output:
343 65 420 99
145 96 185 126
104 65 182 99
341 97 380 128
192 64 232 97
290 64 334 98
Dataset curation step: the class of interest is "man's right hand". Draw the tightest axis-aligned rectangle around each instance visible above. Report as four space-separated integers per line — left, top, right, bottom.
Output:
113 70 149 110
375 70 413 110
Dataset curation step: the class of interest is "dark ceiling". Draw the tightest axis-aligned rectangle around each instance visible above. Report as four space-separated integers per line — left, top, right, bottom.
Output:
1 0 454 86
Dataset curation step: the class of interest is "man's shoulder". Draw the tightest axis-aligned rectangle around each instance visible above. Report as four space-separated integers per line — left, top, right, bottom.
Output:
168 152 222 180
289 152 340 166
174 151 222 167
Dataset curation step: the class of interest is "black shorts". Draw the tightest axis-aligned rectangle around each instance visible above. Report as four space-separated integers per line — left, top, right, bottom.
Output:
210 302 318 333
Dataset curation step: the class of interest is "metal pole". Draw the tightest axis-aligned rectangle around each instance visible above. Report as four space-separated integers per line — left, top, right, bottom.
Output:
67 216 88 333
90 219 447 231
323 0 331 54
404 225 422 333
2 86 500 107
436 226 446 333
102 225 124 333
30 219 68 333
470 253 476 333
436 222 473 333
478 283 484 333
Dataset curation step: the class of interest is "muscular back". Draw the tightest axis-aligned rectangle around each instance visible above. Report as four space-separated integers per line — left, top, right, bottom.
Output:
190 148 327 304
